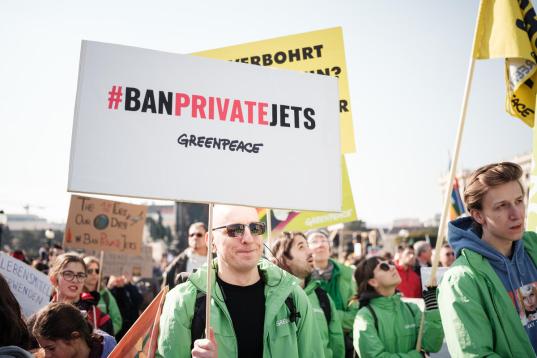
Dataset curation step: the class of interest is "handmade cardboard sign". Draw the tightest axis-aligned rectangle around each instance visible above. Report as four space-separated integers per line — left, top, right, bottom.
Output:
85 245 153 278
64 195 147 255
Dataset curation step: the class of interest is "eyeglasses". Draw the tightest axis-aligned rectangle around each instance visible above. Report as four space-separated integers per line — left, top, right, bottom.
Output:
377 261 395 271
87 268 100 275
445 252 455 257
189 232 203 238
308 238 329 245
213 222 266 237
60 270 87 282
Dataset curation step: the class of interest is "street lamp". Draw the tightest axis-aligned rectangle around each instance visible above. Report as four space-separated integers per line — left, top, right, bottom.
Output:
45 228 55 248
0 210 7 251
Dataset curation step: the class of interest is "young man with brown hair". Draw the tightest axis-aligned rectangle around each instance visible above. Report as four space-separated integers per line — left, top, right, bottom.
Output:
439 162 537 357
271 232 344 358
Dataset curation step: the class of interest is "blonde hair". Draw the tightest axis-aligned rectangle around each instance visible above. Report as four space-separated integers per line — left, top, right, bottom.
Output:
83 256 100 268
49 253 86 285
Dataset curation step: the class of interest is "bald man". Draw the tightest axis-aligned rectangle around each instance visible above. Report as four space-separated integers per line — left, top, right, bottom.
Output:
157 205 323 358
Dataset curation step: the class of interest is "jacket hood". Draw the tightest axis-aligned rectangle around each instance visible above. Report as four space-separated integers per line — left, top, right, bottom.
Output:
358 290 382 309
304 277 320 295
188 258 299 296
448 216 525 293
368 294 402 309
448 216 524 259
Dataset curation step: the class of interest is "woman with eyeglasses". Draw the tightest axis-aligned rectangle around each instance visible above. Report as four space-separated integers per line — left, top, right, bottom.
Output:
48 253 114 335
353 256 444 357
83 256 123 336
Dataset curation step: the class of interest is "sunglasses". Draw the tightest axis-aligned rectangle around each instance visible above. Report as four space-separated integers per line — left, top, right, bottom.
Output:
308 238 329 245
189 232 204 238
61 270 87 282
87 268 100 275
377 261 395 271
213 222 266 238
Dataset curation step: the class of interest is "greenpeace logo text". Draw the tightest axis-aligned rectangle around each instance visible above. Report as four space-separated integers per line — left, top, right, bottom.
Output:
107 85 317 130
276 318 290 327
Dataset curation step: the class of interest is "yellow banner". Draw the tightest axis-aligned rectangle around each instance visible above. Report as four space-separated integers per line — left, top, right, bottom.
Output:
194 28 358 230
258 156 357 234
194 27 356 153
473 0 537 127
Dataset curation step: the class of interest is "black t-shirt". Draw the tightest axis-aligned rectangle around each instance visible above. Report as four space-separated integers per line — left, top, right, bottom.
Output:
217 276 265 358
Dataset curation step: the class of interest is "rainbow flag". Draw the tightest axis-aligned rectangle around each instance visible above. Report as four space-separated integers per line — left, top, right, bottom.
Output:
450 177 466 220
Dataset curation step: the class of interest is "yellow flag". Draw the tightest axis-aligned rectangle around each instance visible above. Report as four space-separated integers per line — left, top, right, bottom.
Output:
474 0 537 127
194 27 356 153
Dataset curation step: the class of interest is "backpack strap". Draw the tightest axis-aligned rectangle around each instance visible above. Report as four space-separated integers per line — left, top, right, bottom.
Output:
190 290 207 350
366 305 379 332
285 295 301 324
174 271 192 287
102 289 110 312
314 286 332 324
190 290 301 349
366 302 415 333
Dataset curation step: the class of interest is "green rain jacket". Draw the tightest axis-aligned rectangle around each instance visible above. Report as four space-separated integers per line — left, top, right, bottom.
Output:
317 259 358 332
98 287 123 335
156 259 324 358
304 279 345 358
438 231 537 357
353 295 444 358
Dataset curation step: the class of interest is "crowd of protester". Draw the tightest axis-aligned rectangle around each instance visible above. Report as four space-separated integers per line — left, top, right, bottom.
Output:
1 161 536 357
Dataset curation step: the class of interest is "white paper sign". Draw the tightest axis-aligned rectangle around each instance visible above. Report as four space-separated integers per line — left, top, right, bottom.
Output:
68 41 341 212
0 252 52 318
420 266 449 291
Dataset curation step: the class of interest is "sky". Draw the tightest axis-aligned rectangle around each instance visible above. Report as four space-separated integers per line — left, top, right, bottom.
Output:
0 0 533 227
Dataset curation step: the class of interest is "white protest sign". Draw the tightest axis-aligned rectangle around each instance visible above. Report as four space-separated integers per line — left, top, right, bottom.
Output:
420 266 449 291
0 252 52 318
68 41 341 212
